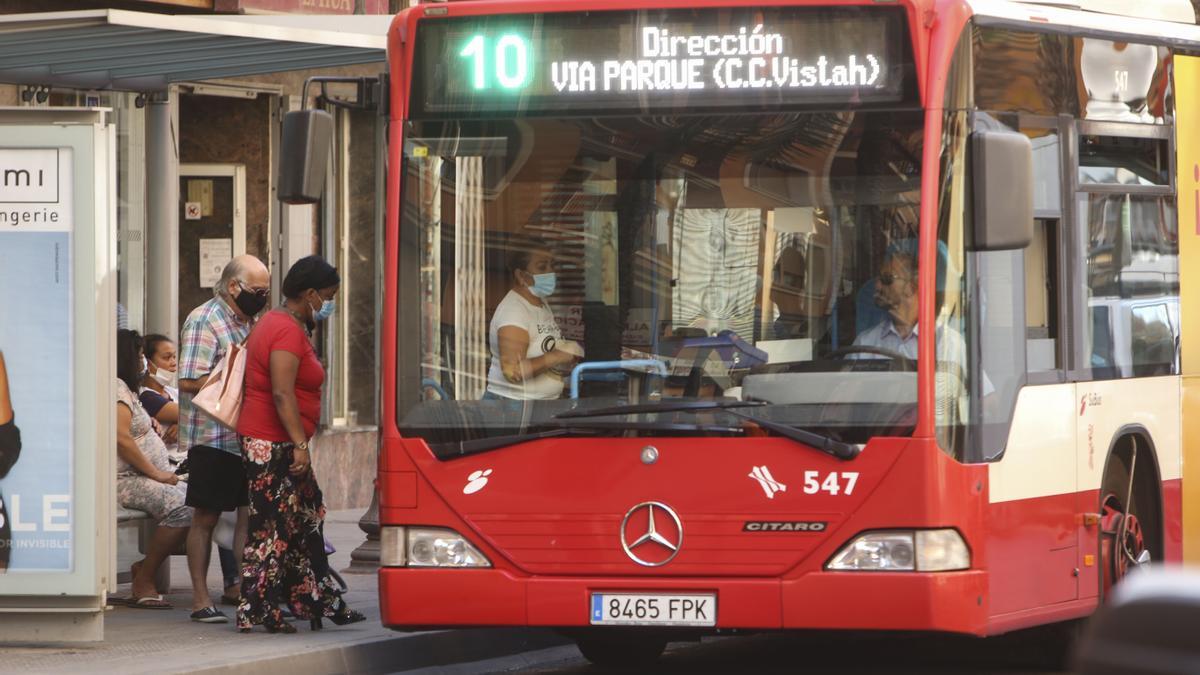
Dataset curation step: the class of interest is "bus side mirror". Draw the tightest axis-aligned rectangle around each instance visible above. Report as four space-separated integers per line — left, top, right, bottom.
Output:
970 130 1033 251
278 109 334 204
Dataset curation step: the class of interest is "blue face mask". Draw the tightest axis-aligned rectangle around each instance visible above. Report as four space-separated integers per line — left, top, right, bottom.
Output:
528 272 556 298
312 296 336 322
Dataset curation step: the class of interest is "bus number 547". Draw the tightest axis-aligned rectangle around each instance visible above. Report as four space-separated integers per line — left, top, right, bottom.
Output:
803 471 859 496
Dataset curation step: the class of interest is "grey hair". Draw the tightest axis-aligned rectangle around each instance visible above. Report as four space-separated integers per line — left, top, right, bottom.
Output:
213 258 251 299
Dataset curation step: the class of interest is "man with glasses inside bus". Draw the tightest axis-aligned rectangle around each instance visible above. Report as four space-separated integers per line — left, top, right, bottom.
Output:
851 240 988 426
852 239 966 373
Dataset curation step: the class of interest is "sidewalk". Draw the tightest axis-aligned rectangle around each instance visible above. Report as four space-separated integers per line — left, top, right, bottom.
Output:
0 510 566 675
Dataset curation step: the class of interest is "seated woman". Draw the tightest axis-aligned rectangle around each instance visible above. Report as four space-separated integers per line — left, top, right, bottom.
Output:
139 334 182 466
485 238 581 400
116 329 192 609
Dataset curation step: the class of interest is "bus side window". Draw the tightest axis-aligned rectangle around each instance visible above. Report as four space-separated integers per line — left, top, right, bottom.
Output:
1025 219 1060 374
1076 191 1178 381
1131 303 1176 377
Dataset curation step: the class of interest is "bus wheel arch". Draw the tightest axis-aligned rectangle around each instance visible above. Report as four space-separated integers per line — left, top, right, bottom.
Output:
1098 427 1163 600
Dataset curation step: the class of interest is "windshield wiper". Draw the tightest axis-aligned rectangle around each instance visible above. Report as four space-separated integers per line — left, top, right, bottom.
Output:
555 399 764 419
429 418 745 459
555 400 861 461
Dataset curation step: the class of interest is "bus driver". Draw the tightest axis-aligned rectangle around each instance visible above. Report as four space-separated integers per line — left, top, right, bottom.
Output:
852 239 967 371
485 238 582 400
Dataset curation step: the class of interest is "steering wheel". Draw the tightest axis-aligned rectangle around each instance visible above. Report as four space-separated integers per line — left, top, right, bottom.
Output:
825 345 916 372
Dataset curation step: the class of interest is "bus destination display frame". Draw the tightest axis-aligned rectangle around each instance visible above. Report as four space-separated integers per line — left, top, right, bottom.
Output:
411 6 914 117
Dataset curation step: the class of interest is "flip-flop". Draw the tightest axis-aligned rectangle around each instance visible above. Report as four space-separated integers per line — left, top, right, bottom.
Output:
130 594 172 610
108 596 132 607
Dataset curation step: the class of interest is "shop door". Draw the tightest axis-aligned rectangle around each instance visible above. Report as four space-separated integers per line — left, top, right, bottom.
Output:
178 164 246 328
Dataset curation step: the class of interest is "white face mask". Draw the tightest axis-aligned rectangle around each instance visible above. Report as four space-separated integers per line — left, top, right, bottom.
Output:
151 366 177 389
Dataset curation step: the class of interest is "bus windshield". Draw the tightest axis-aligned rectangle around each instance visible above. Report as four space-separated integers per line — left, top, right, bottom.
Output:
398 109 929 448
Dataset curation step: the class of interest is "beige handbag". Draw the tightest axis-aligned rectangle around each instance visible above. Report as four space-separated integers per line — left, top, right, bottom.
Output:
191 341 247 431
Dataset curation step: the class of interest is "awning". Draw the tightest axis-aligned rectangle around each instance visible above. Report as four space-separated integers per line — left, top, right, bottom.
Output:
0 10 389 91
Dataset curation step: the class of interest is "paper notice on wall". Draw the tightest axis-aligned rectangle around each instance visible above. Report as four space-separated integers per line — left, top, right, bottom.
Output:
199 238 231 288
187 179 213 216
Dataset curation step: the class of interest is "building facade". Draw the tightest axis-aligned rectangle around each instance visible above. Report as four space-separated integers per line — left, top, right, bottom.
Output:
0 0 402 510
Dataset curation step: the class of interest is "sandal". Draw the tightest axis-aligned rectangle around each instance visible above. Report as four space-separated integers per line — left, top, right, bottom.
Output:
130 594 172 610
190 606 229 623
328 599 366 626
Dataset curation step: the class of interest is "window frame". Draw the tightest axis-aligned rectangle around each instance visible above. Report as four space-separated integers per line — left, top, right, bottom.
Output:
1020 113 1073 387
1067 121 1177 383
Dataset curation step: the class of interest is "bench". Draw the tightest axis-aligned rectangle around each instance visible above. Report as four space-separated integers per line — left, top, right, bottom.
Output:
116 506 171 594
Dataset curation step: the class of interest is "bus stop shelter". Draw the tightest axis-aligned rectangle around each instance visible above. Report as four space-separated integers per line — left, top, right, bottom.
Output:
0 9 387 642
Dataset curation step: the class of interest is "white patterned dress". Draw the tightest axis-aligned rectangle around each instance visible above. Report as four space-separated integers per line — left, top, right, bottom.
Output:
116 379 191 528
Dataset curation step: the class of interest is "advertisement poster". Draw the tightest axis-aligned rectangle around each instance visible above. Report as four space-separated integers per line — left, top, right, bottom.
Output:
0 147 74 572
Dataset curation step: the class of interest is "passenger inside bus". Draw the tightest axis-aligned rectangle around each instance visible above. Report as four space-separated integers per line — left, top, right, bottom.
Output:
485 237 583 400
402 110 944 444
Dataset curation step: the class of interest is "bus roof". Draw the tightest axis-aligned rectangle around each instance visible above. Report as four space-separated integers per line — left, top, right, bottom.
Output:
1009 0 1194 23
970 0 1200 47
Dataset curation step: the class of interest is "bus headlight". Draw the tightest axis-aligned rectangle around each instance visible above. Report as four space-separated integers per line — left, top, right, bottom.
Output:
381 526 492 567
406 527 491 568
826 529 969 572
381 526 407 567
914 529 971 571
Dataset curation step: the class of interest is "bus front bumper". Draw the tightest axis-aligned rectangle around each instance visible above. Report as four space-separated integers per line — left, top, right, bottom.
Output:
378 567 989 634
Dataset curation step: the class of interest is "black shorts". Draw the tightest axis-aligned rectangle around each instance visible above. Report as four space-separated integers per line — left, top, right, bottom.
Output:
185 445 248 512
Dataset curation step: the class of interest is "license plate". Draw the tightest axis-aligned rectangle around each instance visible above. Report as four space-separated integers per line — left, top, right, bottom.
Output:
589 593 716 626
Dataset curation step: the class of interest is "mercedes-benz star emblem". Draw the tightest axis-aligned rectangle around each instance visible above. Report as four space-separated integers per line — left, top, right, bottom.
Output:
620 501 683 567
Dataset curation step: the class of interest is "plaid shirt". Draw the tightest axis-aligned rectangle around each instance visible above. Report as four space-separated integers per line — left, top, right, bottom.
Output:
178 296 250 456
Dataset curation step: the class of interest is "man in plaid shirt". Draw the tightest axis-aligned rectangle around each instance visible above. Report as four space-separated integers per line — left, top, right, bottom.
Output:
178 255 270 623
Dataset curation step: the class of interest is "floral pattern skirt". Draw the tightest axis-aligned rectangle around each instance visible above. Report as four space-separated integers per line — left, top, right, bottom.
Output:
236 436 343 629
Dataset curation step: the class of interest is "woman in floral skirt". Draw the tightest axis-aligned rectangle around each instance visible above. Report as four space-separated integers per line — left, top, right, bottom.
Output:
235 255 364 633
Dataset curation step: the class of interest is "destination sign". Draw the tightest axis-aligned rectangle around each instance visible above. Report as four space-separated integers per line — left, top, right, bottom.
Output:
412 8 910 116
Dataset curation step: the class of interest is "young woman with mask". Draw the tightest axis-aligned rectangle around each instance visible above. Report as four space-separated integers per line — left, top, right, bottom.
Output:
139 334 183 466
0 350 19 572
115 330 193 608
485 238 581 400
147 332 241 607
234 255 363 633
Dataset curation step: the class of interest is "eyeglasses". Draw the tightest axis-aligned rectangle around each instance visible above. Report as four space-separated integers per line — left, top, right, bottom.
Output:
238 281 270 298
878 273 911 286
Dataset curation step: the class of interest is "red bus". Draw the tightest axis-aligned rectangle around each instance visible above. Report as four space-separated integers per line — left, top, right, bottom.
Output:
284 0 1200 665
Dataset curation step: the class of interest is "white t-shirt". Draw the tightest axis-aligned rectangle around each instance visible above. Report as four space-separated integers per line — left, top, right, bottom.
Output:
487 290 565 400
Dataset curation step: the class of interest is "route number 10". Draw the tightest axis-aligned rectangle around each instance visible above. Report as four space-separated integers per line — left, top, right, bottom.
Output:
460 34 531 90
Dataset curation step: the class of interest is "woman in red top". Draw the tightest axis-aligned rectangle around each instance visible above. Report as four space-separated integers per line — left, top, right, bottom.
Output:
235 255 364 633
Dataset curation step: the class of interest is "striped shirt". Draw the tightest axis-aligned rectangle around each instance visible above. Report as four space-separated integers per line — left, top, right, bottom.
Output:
178 296 250 456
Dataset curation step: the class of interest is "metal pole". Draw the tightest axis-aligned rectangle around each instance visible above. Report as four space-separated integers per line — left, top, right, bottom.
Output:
346 109 387 574
1117 438 1137 566
145 90 179 339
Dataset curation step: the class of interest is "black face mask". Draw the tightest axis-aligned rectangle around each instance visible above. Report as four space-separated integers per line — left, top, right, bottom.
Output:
0 417 20 480
234 288 268 317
